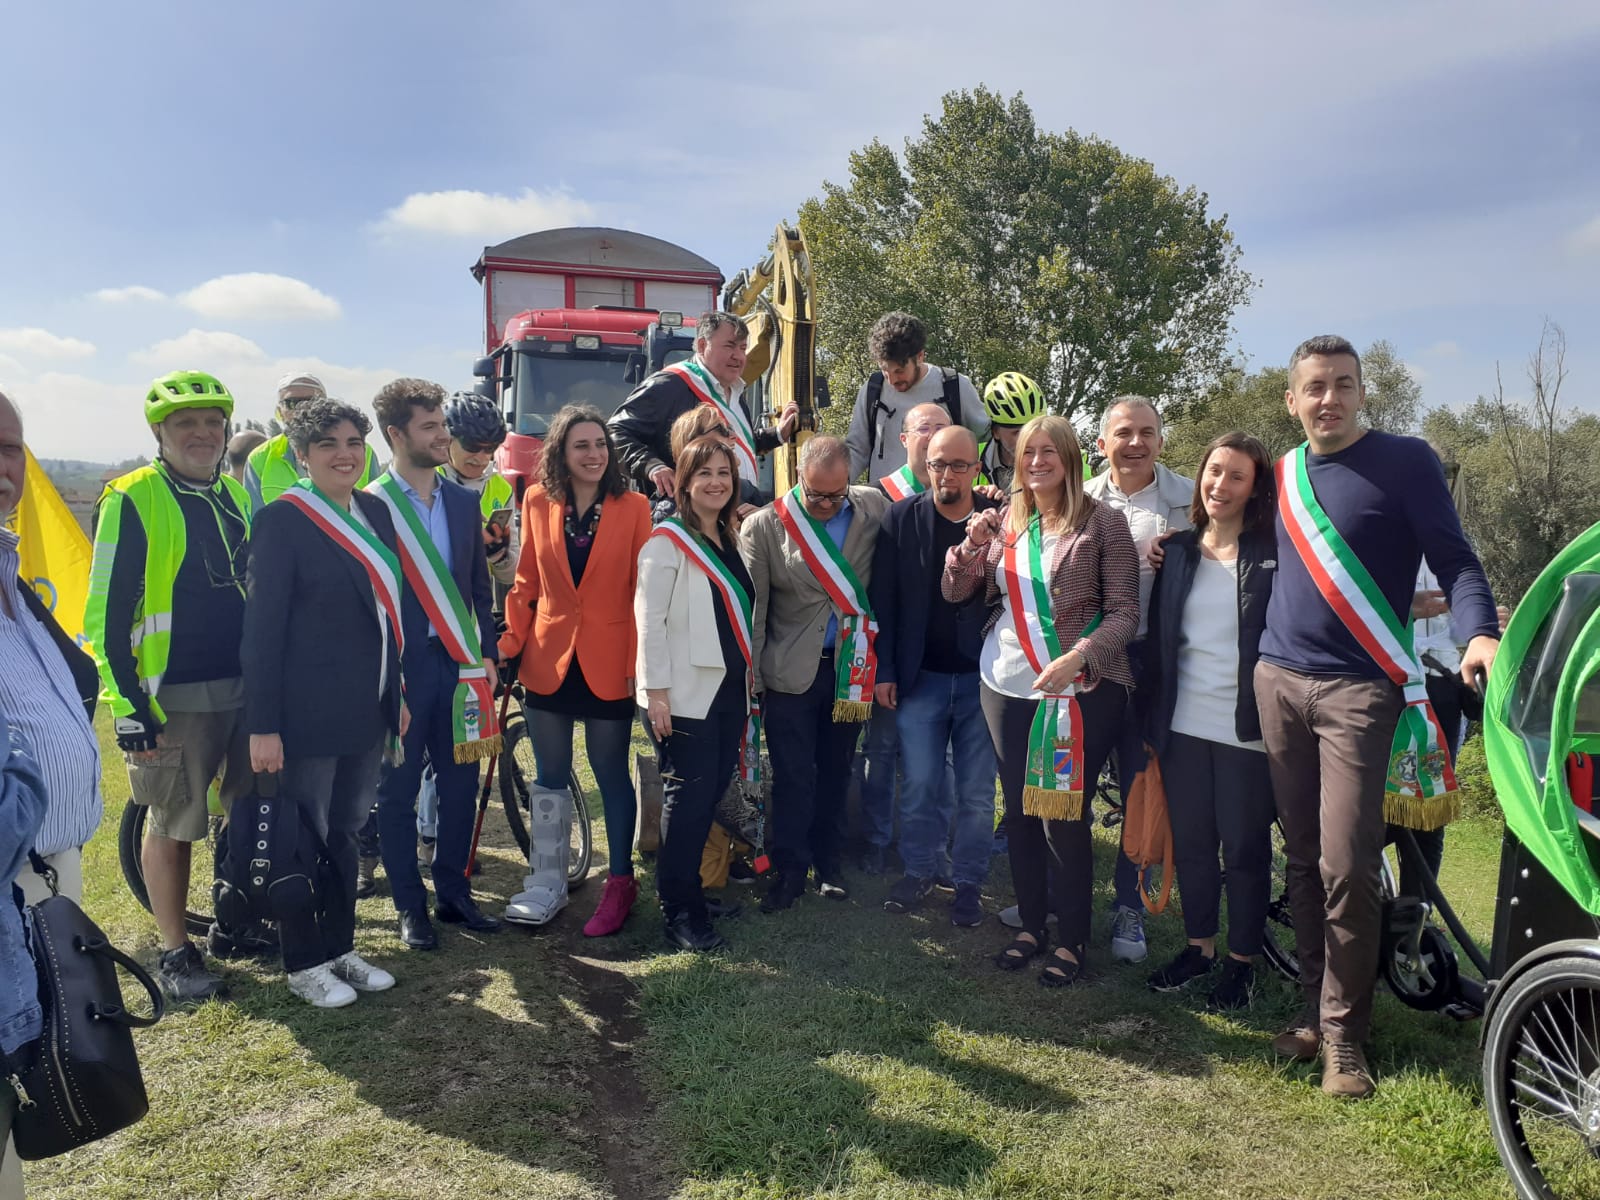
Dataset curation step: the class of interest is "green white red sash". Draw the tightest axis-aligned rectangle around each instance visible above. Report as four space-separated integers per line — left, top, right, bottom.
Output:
773 486 877 721
368 473 502 762
650 516 762 793
878 464 925 502
1000 515 1100 821
279 480 404 656
664 359 758 480
1277 446 1459 830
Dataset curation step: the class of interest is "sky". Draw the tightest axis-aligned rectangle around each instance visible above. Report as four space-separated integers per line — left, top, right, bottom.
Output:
2 1 1597 462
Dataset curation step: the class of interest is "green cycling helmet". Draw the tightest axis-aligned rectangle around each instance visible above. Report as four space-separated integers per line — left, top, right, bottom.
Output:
982 371 1045 426
145 369 235 425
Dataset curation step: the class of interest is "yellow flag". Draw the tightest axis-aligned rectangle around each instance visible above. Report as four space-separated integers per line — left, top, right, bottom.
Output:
5 447 93 645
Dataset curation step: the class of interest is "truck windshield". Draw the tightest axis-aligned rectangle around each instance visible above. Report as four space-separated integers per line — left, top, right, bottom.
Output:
509 344 693 437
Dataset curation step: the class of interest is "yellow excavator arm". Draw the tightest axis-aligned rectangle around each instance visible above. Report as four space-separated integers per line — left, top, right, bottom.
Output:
722 222 822 497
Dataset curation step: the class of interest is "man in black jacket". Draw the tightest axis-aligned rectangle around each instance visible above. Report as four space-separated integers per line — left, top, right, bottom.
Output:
868 426 999 927
607 311 798 500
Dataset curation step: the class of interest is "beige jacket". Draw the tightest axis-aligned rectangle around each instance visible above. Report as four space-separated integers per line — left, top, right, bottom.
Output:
739 486 890 696
633 533 743 721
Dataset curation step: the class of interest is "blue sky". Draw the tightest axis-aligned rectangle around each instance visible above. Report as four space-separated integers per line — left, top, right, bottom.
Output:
2 1 1597 461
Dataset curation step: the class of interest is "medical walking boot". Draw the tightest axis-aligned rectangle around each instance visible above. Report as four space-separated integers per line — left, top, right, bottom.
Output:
504 783 571 927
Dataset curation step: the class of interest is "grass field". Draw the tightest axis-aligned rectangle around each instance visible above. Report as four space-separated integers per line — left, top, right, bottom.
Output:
22 718 1524 1199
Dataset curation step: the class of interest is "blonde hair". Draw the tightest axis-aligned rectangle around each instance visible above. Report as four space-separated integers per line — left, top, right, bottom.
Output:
1007 414 1090 536
669 404 732 461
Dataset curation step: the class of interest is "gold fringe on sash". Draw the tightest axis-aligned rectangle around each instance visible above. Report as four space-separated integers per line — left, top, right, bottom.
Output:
1021 784 1084 822
831 699 873 723
1382 789 1459 832
454 733 504 764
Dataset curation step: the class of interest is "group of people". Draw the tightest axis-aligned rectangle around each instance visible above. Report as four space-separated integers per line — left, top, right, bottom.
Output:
0 307 1500 1195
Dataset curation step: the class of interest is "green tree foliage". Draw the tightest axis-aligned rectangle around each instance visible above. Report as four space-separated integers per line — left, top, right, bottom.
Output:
799 87 1254 435
1423 322 1600 604
1161 339 1420 476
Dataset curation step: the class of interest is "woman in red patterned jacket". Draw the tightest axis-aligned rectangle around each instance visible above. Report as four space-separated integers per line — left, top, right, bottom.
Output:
943 413 1140 987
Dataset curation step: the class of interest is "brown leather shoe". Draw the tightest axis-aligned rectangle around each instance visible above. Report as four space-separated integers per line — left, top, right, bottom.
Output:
1321 1040 1375 1099
1270 1006 1322 1060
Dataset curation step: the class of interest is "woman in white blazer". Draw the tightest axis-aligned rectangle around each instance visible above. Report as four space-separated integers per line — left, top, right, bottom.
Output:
635 437 755 952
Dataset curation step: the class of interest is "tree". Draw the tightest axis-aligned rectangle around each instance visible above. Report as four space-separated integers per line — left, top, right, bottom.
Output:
1423 321 1600 604
1161 339 1418 476
799 87 1254 435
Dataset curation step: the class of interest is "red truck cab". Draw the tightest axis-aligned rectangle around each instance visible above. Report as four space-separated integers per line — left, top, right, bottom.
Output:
470 228 723 498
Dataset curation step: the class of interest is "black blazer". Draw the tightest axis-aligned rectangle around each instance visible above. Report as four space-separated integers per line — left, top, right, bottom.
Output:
18 582 97 720
869 490 1000 693
1142 527 1277 754
242 490 404 758
395 477 498 667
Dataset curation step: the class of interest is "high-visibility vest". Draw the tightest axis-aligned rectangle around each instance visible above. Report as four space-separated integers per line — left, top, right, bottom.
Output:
439 465 513 523
247 434 379 510
84 463 251 720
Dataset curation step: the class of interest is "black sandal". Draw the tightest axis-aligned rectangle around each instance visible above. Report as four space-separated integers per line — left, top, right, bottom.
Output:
995 932 1046 971
1039 946 1085 988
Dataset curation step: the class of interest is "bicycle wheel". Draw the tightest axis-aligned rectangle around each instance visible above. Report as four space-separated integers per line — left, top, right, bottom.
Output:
117 802 221 936
498 714 594 889
1261 826 1300 985
1483 954 1600 1198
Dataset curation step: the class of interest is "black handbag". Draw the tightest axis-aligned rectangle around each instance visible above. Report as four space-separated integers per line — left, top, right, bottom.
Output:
4 854 164 1160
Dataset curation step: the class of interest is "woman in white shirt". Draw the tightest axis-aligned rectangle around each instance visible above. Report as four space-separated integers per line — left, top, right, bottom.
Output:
1140 432 1278 1010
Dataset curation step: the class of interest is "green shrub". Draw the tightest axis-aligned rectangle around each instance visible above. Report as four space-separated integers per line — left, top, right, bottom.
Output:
1454 730 1499 820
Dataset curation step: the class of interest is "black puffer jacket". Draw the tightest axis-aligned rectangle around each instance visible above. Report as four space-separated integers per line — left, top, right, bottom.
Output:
1142 527 1277 754
606 369 780 496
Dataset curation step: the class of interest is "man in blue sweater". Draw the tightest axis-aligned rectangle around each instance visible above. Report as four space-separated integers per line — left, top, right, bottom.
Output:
1255 335 1498 1099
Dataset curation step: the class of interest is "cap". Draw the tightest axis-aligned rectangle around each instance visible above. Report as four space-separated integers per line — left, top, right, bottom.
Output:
275 372 326 398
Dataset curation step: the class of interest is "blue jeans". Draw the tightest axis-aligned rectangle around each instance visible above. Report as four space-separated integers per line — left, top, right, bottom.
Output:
525 705 637 878
1111 639 1151 912
895 671 996 888
377 640 478 914
415 766 438 839
857 705 898 851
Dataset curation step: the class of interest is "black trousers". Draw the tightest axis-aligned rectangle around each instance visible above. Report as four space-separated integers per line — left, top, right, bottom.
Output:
981 681 1126 954
766 654 862 879
656 707 745 922
1161 731 1276 955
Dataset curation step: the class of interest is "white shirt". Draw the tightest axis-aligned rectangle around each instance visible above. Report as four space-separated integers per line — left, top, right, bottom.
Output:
1098 475 1165 637
980 530 1059 699
1169 554 1264 752
1413 563 1463 675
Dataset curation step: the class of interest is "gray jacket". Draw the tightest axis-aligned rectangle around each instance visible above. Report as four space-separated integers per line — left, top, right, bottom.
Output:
1083 462 1195 531
740 486 890 695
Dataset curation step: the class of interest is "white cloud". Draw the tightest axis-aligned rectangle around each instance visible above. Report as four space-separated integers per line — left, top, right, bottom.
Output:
131 329 267 367
1568 214 1600 255
178 273 343 321
1425 340 1462 357
373 187 597 238
1401 360 1430 385
92 284 166 304
0 327 96 360
0 354 22 377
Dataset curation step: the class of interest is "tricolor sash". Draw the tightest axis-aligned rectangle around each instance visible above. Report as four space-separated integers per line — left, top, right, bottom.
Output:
368 474 502 763
278 481 405 654
1277 446 1459 830
650 517 763 793
663 360 759 480
773 487 877 722
1001 515 1101 821
878 464 925 502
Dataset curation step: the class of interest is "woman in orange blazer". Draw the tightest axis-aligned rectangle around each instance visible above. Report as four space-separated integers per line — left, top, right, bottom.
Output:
499 405 651 936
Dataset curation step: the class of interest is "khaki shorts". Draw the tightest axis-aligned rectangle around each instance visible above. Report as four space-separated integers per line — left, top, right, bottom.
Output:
126 706 253 843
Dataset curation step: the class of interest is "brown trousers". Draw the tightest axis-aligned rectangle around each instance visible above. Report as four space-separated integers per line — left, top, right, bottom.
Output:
1254 659 1403 1043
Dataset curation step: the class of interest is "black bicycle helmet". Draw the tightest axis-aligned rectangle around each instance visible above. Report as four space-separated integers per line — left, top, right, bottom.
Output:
443 390 507 449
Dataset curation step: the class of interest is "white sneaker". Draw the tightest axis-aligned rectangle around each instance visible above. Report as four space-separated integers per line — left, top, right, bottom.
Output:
1111 904 1148 963
288 962 358 1009
504 879 568 926
329 951 396 992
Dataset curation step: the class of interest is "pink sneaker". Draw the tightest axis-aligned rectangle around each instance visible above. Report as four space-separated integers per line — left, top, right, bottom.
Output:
582 874 639 937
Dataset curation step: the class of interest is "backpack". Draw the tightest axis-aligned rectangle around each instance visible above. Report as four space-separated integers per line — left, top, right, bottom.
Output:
1120 747 1174 914
213 772 328 935
864 367 963 466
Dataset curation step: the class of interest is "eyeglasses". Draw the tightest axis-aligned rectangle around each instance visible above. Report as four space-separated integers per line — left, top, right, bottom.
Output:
802 487 849 505
905 423 946 436
458 439 500 456
927 460 976 476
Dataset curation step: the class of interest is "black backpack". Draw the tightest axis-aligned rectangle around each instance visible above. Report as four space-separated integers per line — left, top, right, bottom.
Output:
213 773 327 935
863 367 963 467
